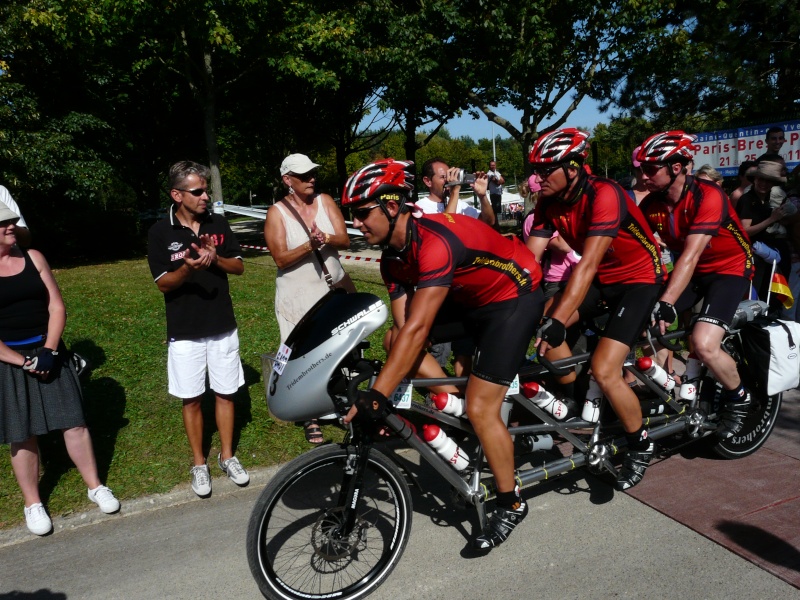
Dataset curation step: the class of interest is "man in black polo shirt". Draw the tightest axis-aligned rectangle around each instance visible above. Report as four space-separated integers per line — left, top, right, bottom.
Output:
147 161 249 497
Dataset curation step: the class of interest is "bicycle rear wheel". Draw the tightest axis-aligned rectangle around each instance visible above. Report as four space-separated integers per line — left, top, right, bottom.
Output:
713 389 782 459
247 444 413 600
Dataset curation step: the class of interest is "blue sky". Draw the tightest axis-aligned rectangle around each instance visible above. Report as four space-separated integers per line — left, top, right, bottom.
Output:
442 95 608 141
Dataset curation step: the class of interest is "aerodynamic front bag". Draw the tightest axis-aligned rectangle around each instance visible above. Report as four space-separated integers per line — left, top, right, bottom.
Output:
741 318 800 395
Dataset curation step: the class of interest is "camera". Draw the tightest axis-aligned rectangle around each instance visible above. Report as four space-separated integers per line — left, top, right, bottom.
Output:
444 169 476 187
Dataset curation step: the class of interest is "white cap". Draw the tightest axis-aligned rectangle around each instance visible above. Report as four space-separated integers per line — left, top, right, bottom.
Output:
0 204 20 223
280 154 320 176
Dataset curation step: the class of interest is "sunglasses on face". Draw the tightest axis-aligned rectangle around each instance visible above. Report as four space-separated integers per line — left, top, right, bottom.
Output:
531 164 562 178
351 204 382 221
175 187 208 197
0 219 17 227
291 171 318 182
640 163 666 177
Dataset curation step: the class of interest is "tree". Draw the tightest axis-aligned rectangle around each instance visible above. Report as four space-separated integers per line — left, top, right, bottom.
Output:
450 0 671 171
614 0 800 125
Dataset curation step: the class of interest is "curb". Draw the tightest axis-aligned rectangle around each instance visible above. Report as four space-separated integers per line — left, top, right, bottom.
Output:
0 464 282 549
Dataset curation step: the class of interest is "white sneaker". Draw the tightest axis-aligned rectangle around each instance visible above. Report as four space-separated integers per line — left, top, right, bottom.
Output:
24 503 53 536
191 464 212 497
88 485 121 514
218 454 250 486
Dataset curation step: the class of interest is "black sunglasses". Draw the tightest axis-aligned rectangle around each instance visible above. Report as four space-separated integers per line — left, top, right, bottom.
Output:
174 187 208 197
0 219 17 227
290 171 318 182
351 204 382 221
640 163 666 177
530 164 562 178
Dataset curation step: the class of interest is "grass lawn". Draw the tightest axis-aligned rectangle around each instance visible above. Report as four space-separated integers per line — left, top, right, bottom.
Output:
0 253 391 529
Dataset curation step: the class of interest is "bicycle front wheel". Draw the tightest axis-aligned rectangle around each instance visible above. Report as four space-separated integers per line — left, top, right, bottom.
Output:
247 444 413 600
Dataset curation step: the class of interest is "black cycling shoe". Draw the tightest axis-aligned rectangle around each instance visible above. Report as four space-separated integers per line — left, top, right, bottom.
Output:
473 501 528 550
716 391 752 440
615 441 655 491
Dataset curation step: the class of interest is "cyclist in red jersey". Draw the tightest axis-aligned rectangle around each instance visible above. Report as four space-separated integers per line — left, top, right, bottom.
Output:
527 128 666 491
636 131 754 441
341 159 545 550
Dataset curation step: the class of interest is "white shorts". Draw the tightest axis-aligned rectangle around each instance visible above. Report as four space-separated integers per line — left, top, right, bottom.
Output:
168 329 245 398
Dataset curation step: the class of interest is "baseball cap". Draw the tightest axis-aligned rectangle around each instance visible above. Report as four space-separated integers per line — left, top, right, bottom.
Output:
280 154 320 176
0 204 20 223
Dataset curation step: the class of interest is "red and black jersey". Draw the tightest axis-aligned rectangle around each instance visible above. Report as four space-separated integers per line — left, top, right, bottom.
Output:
380 213 542 307
639 176 753 279
529 173 665 285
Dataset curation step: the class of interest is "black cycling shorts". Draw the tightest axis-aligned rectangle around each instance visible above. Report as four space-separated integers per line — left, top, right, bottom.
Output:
674 273 750 330
430 290 544 387
578 282 662 348
471 290 544 386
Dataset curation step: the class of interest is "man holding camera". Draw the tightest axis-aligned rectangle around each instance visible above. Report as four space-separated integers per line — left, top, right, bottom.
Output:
487 160 506 223
418 157 495 226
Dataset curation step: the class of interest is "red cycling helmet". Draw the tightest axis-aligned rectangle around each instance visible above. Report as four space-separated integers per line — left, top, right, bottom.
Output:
529 128 590 165
636 131 697 164
342 159 415 207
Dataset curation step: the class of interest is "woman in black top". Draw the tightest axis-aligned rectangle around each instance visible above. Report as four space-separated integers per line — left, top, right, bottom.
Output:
0 204 120 535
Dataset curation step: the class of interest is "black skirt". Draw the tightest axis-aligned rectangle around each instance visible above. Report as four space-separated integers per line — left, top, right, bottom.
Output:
0 342 86 445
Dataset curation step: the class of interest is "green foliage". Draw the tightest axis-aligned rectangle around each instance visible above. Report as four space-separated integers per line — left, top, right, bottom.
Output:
615 0 800 123
0 254 390 528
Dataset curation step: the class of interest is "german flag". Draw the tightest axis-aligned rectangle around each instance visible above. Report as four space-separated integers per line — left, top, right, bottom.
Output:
770 271 794 309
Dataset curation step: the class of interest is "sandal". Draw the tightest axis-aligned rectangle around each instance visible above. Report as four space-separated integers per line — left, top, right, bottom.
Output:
303 420 324 444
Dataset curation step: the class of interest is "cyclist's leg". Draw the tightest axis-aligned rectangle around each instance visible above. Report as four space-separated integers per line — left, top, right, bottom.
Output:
468 291 543 548
688 274 752 438
593 283 661 490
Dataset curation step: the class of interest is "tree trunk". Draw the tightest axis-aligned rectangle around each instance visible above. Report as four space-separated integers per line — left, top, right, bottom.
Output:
202 49 224 207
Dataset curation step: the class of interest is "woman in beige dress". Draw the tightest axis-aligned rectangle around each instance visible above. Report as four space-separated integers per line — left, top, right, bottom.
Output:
264 154 351 443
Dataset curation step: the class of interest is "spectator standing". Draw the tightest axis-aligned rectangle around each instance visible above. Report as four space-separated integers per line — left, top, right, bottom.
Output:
730 160 757 210
147 161 249 498
0 204 119 536
264 153 351 444
417 157 494 225
737 160 792 298
0 185 32 247
487 160 505 223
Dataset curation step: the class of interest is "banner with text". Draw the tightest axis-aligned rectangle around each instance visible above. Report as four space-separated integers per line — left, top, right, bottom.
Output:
691 120 800 177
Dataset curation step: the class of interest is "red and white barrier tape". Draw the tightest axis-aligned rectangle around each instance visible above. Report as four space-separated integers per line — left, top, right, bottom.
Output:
241 245 382 263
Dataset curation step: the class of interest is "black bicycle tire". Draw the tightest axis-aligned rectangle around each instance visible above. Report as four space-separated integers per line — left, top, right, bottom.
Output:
246 444 413 600
712 390 782 459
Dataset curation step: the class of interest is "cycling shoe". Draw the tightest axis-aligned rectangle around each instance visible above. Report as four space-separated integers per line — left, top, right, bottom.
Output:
615 441 655 491
473 501 528 550
716 391 752 440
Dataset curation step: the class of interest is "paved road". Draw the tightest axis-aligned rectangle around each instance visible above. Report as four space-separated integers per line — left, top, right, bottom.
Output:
1 444 798 600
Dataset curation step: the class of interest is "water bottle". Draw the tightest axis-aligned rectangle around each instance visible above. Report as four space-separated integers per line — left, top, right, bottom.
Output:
636 357 675 392
520 381 571 421
518 433 554 452
422 425 470 472
678 353 702 401
582 375 602 423
431 392 467 418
